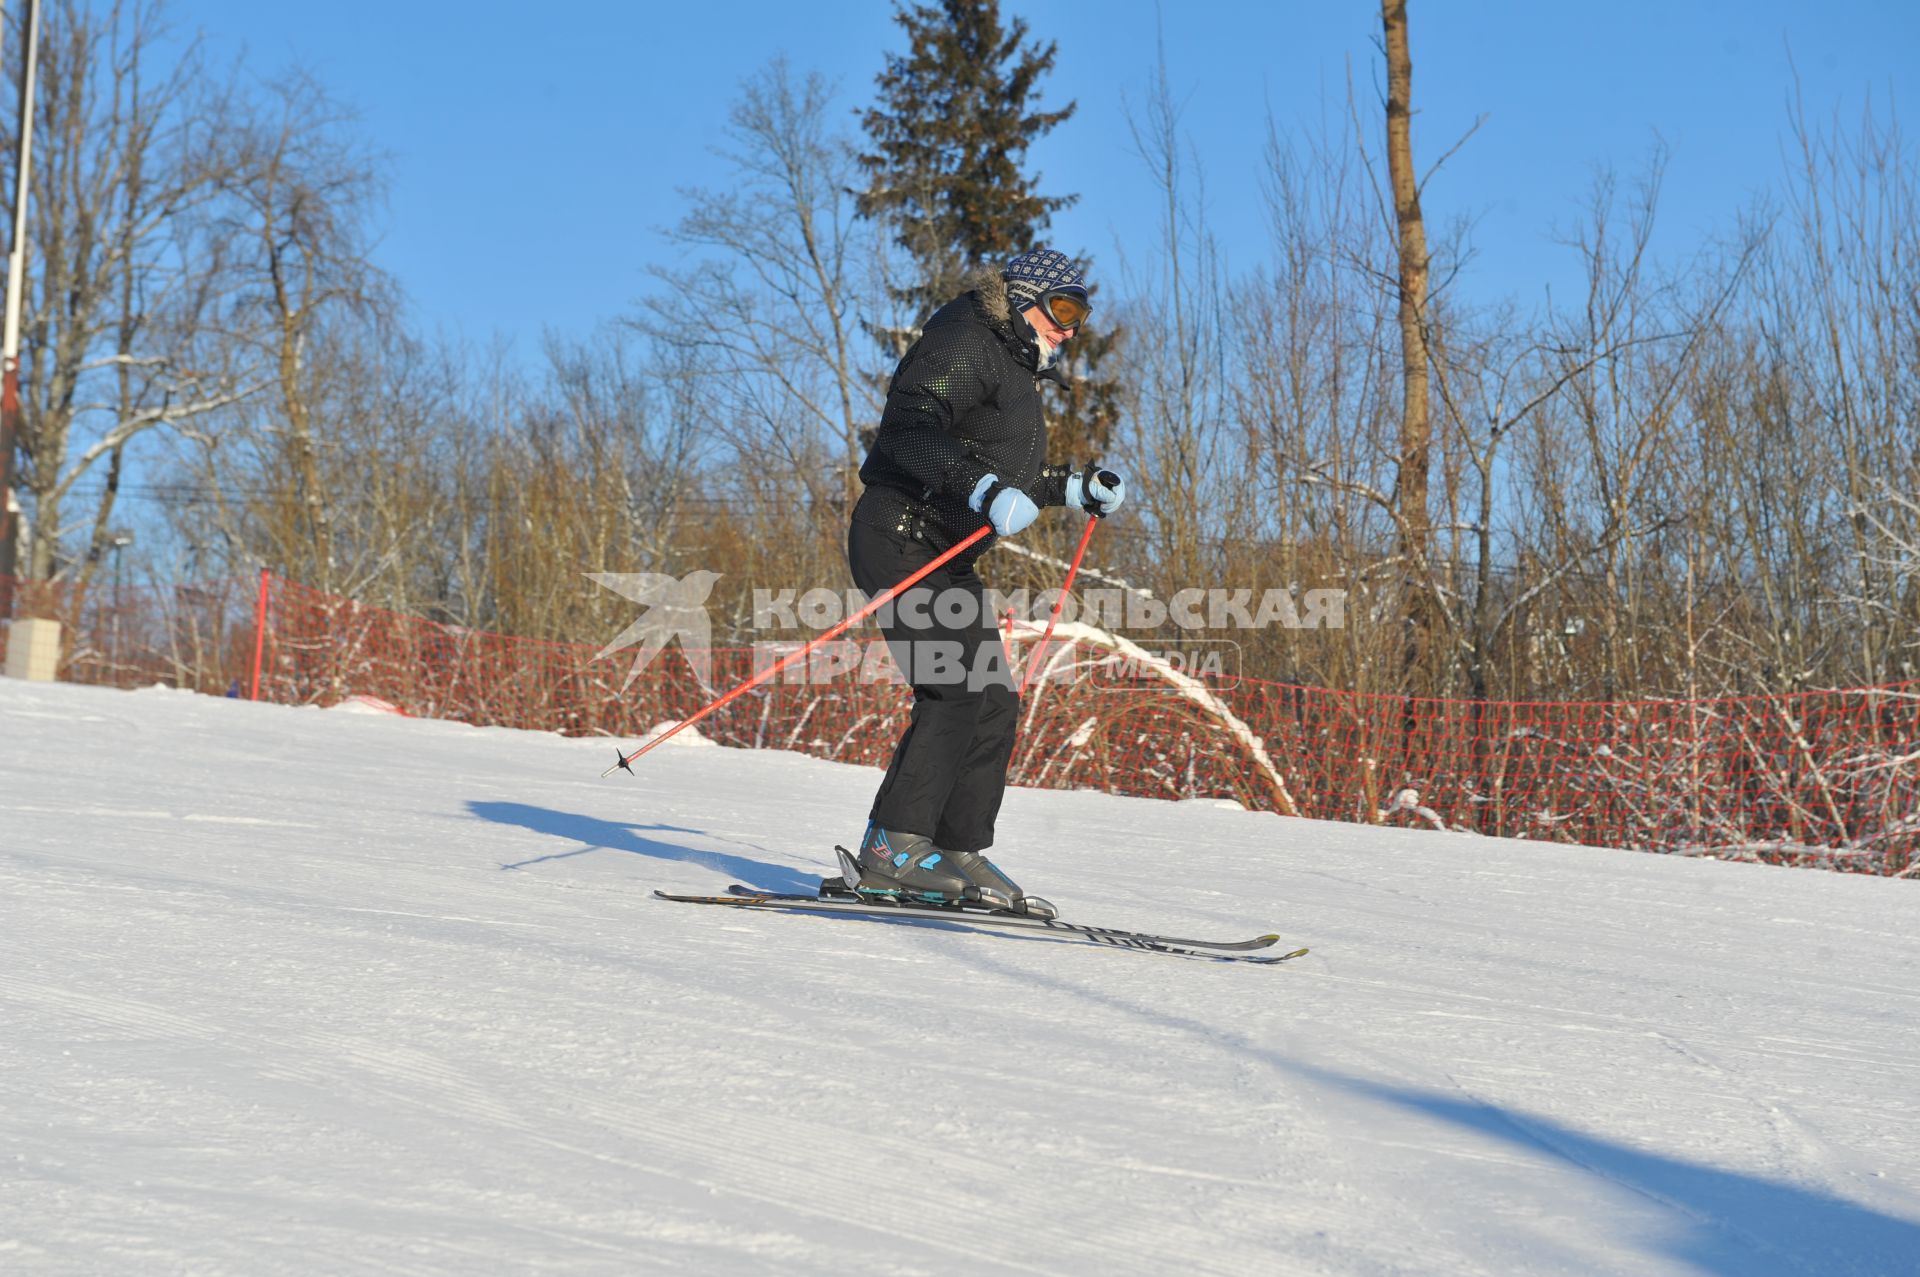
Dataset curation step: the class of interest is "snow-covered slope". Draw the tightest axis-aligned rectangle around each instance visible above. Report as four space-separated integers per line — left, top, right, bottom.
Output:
3 678 1917 1276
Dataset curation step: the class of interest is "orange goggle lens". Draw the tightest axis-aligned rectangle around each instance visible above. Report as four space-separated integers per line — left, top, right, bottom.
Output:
1041 288 1091 329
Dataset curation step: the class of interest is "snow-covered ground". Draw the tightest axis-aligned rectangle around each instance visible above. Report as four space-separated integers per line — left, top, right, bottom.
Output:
3 678 1918 1277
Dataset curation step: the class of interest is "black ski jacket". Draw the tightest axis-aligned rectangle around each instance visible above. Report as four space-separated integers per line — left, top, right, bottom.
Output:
854 268 1073 561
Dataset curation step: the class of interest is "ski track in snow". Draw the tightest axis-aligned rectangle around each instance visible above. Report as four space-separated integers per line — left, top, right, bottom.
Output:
3 679 1919 1276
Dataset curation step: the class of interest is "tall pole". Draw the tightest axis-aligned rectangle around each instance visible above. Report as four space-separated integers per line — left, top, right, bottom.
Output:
0 0 41 613
112 537 123 670
250 568 270 702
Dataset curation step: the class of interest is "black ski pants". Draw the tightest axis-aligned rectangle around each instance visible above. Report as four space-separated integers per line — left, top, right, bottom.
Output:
847 517 1017 854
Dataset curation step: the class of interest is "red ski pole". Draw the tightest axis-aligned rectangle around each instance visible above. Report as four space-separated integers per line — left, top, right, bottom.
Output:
602 524 993 777
1018 515 1098 695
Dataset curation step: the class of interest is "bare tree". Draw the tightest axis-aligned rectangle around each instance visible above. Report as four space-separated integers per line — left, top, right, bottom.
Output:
1773 80 1919 685
208 69 392 595
455 328 706 643
3 0 260 584
1237 90 1403 695
1117 43 1229 595
1380 0 1436 686
639 59 895 516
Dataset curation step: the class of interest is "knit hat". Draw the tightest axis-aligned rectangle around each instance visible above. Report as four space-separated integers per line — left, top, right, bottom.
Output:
1001 247 1086 311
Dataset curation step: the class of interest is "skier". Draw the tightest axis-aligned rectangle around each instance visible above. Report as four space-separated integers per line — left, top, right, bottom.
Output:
845 247 1125 917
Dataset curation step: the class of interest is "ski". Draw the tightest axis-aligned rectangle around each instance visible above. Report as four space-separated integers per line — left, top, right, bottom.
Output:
731 882 1298 953
657 889 1304 964
651 886 1307 964
730 882 1287 951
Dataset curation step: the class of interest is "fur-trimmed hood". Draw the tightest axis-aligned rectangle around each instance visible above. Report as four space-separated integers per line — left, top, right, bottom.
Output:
948 264 1064 382
964 264 1013 325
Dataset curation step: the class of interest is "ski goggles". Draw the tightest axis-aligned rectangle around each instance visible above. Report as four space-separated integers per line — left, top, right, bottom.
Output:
1037 286 1092 330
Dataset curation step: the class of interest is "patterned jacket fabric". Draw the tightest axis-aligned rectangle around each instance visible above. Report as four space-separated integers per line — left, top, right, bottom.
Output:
855 268 1073 560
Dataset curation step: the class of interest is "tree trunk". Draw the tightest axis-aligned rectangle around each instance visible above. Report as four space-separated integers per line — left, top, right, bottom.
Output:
1382 0 1435 690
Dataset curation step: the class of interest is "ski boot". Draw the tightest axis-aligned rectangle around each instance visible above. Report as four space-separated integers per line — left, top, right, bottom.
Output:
836 823 1011 910
946 850 1057 919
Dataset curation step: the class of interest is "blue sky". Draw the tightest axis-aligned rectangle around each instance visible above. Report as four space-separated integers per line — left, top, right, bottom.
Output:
167 0 1918 362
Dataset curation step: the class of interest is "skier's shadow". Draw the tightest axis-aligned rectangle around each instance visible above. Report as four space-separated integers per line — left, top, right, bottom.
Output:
1310 1069 1920 1276
962 950 1920 1277
470 800 816 893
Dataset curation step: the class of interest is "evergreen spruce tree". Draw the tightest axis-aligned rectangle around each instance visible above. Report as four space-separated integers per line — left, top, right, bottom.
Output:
858 0 1123 459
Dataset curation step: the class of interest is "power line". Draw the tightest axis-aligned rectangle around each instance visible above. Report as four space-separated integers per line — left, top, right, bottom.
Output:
52 485 742 508
41 487 1600 586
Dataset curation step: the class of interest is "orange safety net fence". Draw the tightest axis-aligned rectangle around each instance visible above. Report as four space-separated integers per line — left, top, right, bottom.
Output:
0 575 260 696
6 573 1917 876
